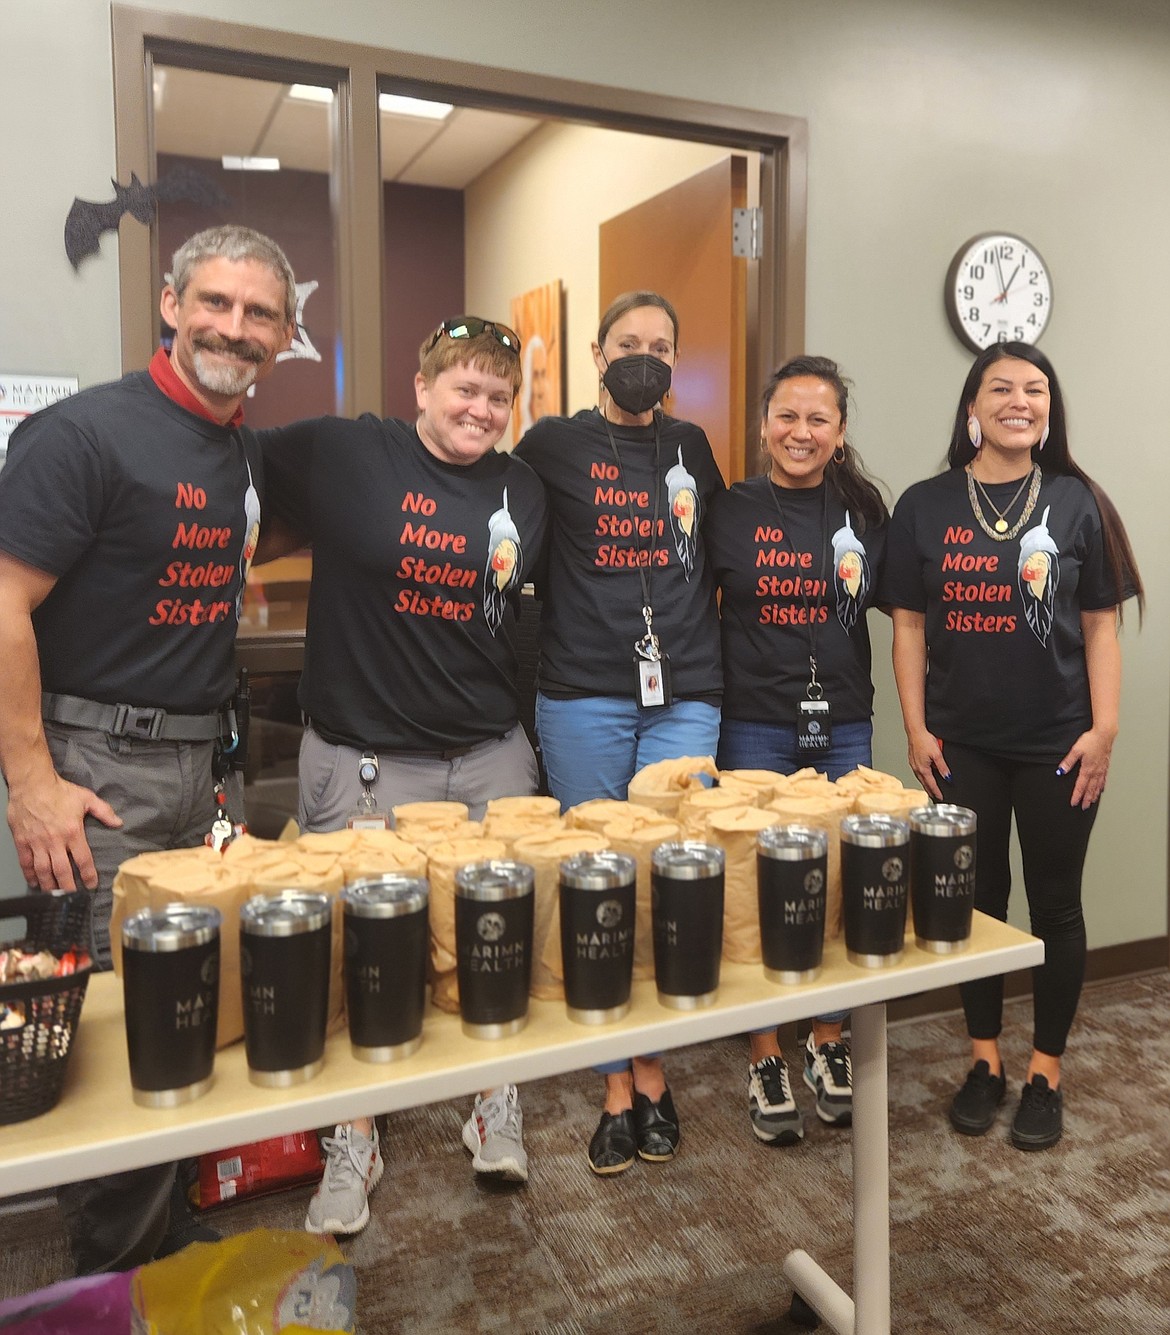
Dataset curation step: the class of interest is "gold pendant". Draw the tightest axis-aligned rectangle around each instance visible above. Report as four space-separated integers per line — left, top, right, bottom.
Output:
994 518 1008 534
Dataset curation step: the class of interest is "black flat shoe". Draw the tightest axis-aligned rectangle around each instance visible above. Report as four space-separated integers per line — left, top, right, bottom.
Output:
588 1110 637 1175
633 1088 680 1162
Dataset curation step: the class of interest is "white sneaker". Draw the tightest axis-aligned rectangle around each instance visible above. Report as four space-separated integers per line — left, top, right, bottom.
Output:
305 1123 384 1234
803 1032 853 1126
461 1085 529 1182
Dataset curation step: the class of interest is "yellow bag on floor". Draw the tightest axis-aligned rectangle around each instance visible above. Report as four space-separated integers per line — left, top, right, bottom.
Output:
132 1228 355 1333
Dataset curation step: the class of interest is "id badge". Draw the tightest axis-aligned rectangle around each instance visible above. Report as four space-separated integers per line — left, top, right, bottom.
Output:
797 698 832 752
347 807 391 830
635 653 673 709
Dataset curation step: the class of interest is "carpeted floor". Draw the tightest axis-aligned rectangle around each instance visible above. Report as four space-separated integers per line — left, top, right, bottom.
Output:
2 972 1168 1333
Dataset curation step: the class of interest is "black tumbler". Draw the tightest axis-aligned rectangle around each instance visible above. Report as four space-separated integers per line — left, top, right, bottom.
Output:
909 805 977 954
121 905 221 1108
559 851 637 1025
239 891 332 1086
650 841 725 1009
756 824 829 984
454 861 534 1039
840 815 910 967
341 875 429 1062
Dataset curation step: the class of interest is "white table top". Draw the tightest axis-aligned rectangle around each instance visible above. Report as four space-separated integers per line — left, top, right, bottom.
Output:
0 913 1042 1195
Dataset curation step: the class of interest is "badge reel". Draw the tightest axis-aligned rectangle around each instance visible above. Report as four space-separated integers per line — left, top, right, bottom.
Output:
348 752 390 830
797 661 831 754
633 606 672 710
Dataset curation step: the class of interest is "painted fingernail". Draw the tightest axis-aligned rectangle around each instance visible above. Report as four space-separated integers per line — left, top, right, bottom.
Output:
1055 766 1065 776
942 772 953 783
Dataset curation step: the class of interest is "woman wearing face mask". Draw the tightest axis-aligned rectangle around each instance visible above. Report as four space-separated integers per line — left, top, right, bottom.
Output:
516 291 724 1175
883 342 1142 1150
707 356 889 1146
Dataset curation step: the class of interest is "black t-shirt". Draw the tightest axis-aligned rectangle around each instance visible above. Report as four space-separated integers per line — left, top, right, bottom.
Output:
260 415 548 751
881 469 1127 758
514 409 724 700
0 371 263 712
707 477 887 723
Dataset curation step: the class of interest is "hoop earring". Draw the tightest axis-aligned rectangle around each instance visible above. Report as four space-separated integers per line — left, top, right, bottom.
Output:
1038 422 1049 451
967 415 982 450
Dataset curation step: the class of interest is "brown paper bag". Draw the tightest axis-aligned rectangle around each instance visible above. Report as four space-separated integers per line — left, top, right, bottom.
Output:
853 788 929 819
601 816 680 980
677 787 759 839
481 812 564 856
716 769 788 804
706 808 778 963
766 792 855 939
627 755 719 816
566 798 634 832
483 795 562 820
833 765 904 798
425 836 504 1014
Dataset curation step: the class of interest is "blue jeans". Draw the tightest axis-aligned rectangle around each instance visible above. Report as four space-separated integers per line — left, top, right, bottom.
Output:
535 693 721 812
720 717 874 1032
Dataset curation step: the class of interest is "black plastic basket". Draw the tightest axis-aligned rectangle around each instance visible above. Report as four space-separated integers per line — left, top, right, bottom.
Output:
0 892 93 1125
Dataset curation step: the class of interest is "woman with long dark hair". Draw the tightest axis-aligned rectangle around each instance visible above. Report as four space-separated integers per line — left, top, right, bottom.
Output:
883 341 1142 1149
707 355 888 1143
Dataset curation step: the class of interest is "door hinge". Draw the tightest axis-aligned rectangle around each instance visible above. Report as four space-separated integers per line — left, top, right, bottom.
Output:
732 207 762 260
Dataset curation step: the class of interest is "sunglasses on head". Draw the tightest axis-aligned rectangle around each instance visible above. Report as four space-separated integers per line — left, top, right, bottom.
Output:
426 317 522 356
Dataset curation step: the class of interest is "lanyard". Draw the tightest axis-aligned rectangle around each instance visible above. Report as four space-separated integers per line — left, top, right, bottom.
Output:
599 409 664 658
766 478 830 698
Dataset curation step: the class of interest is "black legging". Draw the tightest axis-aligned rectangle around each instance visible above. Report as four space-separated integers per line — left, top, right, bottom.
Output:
943 741 1098 1057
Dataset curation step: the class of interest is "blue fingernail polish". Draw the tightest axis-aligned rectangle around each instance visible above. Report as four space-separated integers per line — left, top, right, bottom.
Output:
1055 766 1065 777
943 772 953 783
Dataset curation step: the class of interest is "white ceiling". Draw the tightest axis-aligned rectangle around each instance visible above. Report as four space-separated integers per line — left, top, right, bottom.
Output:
153 65 542 189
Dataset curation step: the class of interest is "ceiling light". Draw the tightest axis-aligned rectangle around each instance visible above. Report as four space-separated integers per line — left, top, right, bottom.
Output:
288 83 334 104
222 156 281 171
378 93 453 120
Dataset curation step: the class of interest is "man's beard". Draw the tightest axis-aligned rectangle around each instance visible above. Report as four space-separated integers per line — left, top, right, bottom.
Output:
192 337 265 397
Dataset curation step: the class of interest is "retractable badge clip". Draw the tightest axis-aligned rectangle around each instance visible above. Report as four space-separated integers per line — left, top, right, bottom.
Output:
797 655 832 752
633 605 672 709
348 751 390 829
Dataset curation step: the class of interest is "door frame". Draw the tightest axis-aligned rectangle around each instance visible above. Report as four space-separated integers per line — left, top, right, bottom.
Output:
111 4 807 425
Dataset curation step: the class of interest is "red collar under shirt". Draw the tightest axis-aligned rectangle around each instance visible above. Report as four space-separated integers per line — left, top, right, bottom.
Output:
148 347 245 429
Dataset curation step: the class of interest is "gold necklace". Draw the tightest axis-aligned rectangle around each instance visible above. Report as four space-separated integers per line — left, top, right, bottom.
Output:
966 464 1042 541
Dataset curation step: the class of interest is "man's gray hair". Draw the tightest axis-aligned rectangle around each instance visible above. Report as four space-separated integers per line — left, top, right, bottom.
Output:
170 225 296 324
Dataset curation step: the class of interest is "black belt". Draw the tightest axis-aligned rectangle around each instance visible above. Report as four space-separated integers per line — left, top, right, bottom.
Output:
42 692 234 743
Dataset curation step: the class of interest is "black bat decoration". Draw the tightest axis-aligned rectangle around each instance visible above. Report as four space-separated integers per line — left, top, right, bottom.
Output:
64 165 231 269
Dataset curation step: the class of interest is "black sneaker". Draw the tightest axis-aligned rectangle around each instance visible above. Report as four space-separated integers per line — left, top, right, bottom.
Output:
1011 1074 1063 1151
748 1056 804 1145
949 1060 1007 1135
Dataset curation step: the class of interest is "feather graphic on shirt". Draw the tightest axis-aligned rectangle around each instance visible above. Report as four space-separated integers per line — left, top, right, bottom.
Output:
483 488 523 635
831 510 870 632
665 446 699 581
1017 505 1060 647
236 475 262 622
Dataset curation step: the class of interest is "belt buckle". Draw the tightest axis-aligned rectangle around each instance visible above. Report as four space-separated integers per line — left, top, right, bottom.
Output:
111 703 167 740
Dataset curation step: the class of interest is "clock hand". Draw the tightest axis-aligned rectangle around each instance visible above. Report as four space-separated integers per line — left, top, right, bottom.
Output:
993 250 1008 304
1000 263 1022 298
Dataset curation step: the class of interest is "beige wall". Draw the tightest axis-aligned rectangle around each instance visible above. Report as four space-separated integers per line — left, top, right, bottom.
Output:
3 0 1167 956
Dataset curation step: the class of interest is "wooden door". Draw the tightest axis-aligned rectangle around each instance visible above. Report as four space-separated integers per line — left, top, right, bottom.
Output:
600 155 748 482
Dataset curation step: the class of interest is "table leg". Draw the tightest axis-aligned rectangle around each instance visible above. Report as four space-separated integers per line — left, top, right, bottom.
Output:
782 1001 891 1335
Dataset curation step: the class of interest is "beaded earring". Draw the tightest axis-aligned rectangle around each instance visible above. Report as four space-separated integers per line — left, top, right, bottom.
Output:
967 415 982 450
1038 422 1049 451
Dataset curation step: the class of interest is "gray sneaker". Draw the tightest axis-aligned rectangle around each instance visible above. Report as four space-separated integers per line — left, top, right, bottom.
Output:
748 1056 804 1145
803 1032 853 1126
305 1123 384 1235
461 1084 529 1182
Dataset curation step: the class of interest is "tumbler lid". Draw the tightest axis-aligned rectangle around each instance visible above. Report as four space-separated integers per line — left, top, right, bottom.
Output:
122 904 221 952
757 824 828 861
240 890 332 935
342 875 429 917
559 850 636 891
840 814 910 848
454 860 534 901
651 840 725 879
909 804 977 838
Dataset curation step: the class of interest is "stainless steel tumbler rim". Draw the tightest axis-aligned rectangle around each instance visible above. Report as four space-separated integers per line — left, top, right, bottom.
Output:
915 935 971 955
454 860 535 901
121 904 221 952
764 965 822 985
908 804 977 838
559 851 637 890
131 1073 214 1107
461 1015 528 1039
566 1001 631 1026
247 1057 325 1087
342 876 429 917
757 824 829 861
840 814 910 848
651 841 725 880
240 891 332 935
846 948 904 969
656 988 718 1010
350 1035 423 1063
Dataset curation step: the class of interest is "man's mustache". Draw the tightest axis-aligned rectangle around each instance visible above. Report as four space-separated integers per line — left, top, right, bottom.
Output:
193 334 267 364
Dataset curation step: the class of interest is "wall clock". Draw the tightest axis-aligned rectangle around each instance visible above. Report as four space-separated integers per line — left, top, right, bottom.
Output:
944 233 1052 353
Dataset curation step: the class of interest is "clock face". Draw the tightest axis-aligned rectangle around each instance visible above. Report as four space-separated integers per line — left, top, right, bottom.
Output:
945 234 1052 353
